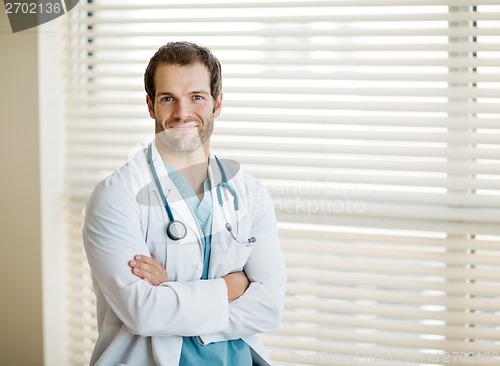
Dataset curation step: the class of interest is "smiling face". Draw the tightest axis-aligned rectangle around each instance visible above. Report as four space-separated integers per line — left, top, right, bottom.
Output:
146 62 222 153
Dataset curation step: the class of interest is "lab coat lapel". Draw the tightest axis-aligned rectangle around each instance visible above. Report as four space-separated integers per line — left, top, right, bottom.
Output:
208 153 233 278
150 142 201 245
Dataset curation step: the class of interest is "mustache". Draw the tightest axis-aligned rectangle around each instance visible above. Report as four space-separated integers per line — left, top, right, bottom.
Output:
165 118 202 128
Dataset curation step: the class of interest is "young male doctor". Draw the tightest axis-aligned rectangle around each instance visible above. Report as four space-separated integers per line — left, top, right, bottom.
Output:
83 41 287 366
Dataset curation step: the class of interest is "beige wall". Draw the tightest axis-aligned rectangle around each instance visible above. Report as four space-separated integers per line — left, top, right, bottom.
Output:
0 10 44 365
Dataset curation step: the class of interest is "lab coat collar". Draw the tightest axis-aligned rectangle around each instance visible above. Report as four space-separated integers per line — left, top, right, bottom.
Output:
208 151 226 239
207 151 220 190
148 142 202 247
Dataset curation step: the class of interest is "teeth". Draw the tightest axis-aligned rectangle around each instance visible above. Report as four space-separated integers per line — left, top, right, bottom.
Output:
173 122 197 128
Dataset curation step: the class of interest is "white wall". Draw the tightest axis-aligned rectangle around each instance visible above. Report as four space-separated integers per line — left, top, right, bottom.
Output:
39 16 67 366
0 10 44 365
0 10 66 366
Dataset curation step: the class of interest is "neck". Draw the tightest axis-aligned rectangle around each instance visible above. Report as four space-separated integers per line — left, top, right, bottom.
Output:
154 138 210 199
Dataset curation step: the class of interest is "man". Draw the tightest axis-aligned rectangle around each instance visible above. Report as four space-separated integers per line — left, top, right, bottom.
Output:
83 41 287 366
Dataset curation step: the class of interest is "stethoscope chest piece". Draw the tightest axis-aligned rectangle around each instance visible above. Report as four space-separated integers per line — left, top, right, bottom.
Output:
167 220 187 241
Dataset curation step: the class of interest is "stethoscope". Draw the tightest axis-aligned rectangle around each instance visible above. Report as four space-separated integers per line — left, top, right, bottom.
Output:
147 144 257 245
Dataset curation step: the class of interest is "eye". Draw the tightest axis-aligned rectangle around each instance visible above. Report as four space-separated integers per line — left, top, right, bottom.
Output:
160 96 173 102
192 95 205 101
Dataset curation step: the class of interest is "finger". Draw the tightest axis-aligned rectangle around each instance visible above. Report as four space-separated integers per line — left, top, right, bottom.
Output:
131 256 161 276
129 255 156 268
129 261 161 278
133 255 157 265
131 266 159 284
132 255 168 282
130 259 168 283
133 260 163 279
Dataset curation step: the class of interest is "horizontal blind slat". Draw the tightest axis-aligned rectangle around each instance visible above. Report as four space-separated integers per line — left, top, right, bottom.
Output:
64 2 500 366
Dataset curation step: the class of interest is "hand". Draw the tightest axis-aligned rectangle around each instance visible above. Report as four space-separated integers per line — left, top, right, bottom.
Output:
222 271 250 302
128 255 168 286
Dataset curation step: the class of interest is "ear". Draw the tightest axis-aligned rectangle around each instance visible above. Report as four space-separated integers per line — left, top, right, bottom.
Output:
213 92 223 118
146 95 155 119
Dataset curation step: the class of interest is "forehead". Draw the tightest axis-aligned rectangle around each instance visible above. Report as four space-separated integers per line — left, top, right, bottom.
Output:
153 62 211 94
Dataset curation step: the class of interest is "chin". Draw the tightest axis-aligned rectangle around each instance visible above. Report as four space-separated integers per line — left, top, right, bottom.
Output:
158 134 202 153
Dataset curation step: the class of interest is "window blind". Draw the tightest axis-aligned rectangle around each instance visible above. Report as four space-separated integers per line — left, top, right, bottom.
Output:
64 1 500 365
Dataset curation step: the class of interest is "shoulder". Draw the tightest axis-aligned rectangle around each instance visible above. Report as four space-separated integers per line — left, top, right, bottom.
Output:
87 148 149 210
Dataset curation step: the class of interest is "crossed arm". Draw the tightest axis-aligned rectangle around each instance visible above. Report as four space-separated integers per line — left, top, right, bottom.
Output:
84 175 285 339
128 255 250 302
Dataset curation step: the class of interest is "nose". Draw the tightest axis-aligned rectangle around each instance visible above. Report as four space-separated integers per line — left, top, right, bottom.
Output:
172 99 192 120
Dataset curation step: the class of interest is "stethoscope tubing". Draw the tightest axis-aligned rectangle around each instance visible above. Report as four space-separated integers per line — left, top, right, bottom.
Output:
147 144 187 240
146 143 255 245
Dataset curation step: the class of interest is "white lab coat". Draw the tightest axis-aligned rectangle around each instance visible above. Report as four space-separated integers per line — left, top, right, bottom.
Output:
83 142 287 366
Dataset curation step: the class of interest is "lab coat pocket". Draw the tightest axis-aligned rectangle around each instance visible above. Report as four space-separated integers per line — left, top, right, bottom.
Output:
210 202 254 276
224 241 253 273
209 228 254 277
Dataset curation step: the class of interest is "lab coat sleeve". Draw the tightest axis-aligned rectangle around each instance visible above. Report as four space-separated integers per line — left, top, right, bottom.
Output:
199 178 287 344
83 171 230 337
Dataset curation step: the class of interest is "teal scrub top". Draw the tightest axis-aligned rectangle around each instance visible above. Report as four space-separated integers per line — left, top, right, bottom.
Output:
164 163 252 366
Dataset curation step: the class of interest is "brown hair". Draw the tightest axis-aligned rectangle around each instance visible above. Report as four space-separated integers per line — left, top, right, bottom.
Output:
144 41 222 102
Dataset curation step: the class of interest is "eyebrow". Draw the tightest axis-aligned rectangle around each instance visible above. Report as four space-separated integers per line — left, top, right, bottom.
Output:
156 90 210 97
190 90 210 95
156 91 174 98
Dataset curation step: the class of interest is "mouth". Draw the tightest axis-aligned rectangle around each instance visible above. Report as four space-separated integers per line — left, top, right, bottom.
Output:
169 121 198 130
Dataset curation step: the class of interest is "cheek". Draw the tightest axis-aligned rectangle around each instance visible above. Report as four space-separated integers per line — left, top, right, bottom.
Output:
154 116 168 132
200 117 214 135
156 109 172 124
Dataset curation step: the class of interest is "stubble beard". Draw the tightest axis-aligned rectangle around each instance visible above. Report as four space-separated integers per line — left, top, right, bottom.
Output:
156 117 214 153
